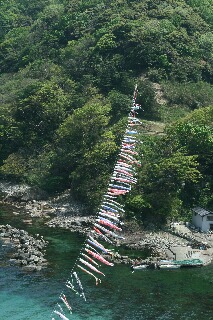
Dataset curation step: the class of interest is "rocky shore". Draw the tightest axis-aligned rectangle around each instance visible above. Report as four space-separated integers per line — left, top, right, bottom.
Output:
1 181 213 269
0 224 48 271
45 215 213 266
46 215 95 234
0 182 86 219
118 222 213 266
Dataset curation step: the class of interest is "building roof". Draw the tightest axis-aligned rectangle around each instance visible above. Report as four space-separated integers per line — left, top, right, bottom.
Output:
193 207 213 217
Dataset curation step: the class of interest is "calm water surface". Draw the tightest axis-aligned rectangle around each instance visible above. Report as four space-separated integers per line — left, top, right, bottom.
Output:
0 205 213 320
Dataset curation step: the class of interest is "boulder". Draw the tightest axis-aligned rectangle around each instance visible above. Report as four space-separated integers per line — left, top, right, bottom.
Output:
0 224 48 271
3 185 48 203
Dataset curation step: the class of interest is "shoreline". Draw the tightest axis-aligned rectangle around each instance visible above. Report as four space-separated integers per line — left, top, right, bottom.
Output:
0 183 213 269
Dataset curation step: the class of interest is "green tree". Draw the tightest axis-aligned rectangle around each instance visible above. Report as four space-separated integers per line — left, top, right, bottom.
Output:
13 81 69 148
0 26 31 72
53 99 118 205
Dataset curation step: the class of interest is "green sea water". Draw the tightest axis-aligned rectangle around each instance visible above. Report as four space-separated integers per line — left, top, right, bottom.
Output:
0 205 213 320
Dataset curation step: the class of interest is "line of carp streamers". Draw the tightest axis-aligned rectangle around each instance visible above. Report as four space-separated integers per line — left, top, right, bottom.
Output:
51 85 142 320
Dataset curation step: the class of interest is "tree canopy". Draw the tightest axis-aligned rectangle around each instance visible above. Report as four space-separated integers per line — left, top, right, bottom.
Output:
0 0 212 223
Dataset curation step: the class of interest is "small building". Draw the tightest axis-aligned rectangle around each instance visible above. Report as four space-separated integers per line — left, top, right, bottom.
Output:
192 207 213 232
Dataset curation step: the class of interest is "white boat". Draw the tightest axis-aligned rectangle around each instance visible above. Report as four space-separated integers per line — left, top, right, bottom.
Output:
160 260 175 265
131 264 149 271
159 264 180 269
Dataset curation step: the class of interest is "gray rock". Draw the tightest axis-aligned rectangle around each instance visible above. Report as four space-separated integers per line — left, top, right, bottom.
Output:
0 224 48 271
21 260 28 266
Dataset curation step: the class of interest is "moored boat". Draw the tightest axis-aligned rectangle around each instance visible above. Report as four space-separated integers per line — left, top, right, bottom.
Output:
160 260 175 265
131 264 149 271
174 259 203 267
159 264 181 269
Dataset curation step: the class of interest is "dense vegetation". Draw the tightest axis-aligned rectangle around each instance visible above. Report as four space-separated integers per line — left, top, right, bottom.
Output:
0 0 212 224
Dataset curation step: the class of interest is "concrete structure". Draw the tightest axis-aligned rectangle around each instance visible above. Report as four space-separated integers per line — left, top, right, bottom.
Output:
192 207 213 232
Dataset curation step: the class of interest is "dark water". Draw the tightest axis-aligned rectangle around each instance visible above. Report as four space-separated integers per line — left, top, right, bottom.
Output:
0 206 213 320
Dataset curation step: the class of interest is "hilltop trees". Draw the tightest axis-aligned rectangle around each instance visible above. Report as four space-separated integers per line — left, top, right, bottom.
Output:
0 0 212 221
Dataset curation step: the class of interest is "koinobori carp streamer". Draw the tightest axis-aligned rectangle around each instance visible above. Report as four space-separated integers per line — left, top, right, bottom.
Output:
51 85 142 319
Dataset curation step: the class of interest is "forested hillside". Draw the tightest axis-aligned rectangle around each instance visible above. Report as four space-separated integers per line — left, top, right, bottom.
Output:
0 0 212 224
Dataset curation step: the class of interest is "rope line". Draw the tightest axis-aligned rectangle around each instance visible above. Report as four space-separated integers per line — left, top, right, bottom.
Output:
51 85 142 319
